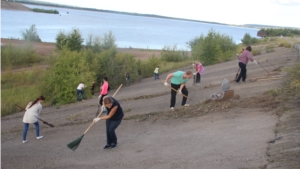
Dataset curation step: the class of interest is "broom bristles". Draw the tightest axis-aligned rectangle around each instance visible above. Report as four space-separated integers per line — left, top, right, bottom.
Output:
67 134 84 151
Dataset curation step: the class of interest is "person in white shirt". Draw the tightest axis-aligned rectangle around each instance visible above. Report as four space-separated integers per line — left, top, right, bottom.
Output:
22 95 45 143
76 82 86 101
154 66 160 80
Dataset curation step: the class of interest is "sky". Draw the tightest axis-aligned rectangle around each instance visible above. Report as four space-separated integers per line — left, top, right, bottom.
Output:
39 0 300 28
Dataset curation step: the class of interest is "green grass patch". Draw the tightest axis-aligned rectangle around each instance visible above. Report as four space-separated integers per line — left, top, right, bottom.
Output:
266 45 275 53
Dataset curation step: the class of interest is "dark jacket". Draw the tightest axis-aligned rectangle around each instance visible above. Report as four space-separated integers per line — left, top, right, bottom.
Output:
107 97 124 120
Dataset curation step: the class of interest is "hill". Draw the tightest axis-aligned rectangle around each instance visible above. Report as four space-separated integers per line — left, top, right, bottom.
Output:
1 38 299 168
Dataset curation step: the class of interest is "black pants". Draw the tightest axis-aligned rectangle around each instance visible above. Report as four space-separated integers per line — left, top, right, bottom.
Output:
236 62 247 82
196 73 201 83
170 83 188 107
99 94 108 106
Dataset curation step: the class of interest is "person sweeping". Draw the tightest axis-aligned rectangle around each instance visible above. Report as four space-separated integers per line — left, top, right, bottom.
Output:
22 95 45 143
93 96 124 149
164 70 193 111
236 46 257 84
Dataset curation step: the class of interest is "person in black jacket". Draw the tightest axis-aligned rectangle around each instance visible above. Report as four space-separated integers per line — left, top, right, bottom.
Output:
93 96 124 149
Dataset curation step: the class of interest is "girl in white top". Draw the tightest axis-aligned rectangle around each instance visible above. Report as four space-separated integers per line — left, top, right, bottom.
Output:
22 95 45 143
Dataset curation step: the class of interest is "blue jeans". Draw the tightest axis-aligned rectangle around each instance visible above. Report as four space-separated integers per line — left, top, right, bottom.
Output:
106 118 122 145
76 89 84 101
154 73 159 80
126 78 130 86
22 121 40 141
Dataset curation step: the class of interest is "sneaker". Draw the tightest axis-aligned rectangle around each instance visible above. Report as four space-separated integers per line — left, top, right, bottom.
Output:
37 136 43 139
170 107 175 111
183 104 190 107
23 140 27 144
111 144 117 149
103 145 111 150
236 82 241 84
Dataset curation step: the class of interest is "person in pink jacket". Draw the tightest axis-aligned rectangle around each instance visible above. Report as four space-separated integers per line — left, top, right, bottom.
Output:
236 46 257 84
99 77 109 112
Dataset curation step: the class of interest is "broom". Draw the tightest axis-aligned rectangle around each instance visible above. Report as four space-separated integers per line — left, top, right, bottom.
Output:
15 104 55 127
67 84 123 151
161 81 198 104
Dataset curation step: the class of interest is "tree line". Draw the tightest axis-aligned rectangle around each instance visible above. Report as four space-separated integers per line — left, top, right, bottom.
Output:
2 25 242 115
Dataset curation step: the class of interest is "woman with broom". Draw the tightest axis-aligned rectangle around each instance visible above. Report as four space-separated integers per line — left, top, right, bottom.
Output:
22 95 45 143
93 96 124 149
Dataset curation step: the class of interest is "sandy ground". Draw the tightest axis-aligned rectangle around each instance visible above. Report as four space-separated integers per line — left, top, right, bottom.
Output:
1 40 300 168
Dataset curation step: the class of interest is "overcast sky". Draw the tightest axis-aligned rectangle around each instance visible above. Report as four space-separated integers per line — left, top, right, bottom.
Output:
40 0 300 28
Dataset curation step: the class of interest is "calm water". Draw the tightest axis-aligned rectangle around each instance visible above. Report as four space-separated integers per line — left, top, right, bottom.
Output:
1 4 259 50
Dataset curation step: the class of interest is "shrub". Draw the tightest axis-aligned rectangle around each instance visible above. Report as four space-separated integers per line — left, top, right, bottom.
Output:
1 44 42 70
252 49 261 56
56 28 84 52
191 29 236 65
41 49 95 105
21 24 41 42
161 45 187 62
265 45 275 53
241 33 260 45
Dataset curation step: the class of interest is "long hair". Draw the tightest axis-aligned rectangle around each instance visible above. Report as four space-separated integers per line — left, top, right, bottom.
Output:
29 95 45 108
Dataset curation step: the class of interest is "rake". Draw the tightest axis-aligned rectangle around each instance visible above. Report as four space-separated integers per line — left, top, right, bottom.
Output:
257 58 270 74
161 81 198 104
67 84 123 151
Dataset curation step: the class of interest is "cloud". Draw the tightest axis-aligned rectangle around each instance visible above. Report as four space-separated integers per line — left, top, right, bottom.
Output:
271 0 300 5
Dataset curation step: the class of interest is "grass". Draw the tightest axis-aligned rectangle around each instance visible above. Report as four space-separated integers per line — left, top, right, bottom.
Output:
266 45 275 53
1 68 48 116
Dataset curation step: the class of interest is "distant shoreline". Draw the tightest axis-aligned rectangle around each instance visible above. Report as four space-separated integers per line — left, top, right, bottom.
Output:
1 1 261 29
3 1 293 29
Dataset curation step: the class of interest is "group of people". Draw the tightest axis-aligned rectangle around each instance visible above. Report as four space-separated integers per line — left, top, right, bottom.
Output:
22 46 256 149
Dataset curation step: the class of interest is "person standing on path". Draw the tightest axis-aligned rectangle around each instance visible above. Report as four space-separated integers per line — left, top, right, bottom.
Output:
93 96 124 149
99 77 109 113
22 95 45 143
154 66 160 80
76 82 86 101
164 70 193 110
138 68 142 82
90 82 95 95
236 46 257 84
125 73 130 86
194 61 205 85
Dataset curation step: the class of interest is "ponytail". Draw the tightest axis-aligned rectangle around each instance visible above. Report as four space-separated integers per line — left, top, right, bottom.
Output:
29 95 45 108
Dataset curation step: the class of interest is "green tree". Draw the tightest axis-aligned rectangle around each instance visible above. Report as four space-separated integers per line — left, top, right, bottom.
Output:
191 29 236 65
41 49 95 105
55 28 84 52
101 31 117 50
21 24 41 42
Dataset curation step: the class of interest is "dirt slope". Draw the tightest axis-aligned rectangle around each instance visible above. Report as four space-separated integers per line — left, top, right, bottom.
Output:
1 1 31 11
1 44 300 168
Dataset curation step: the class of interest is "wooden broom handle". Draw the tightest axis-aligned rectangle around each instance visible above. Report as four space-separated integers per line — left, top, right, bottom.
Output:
83 84 123 134
161 81 198 104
